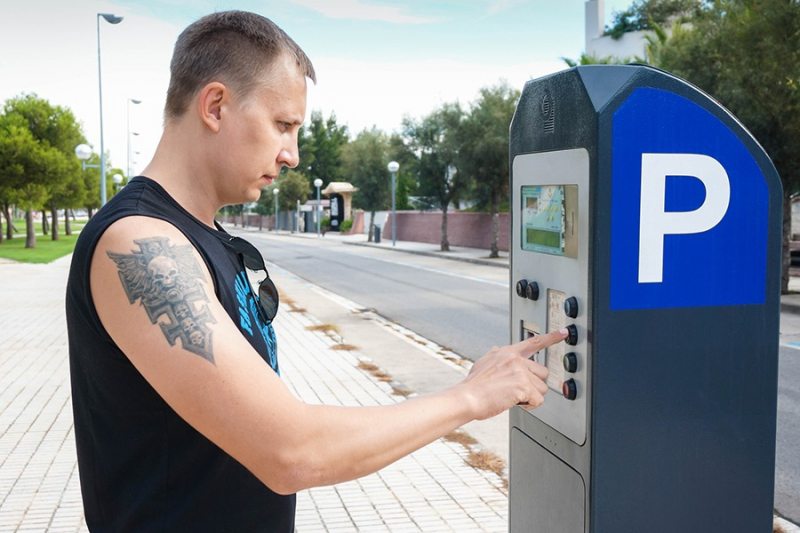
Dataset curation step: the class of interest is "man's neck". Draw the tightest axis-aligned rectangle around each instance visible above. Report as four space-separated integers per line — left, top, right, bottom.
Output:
140 127 221 228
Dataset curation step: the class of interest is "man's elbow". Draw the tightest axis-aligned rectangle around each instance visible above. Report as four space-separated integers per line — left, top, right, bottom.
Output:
254 448 325 495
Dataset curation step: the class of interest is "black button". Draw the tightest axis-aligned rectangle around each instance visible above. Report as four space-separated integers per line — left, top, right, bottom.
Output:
563 352 578 373
565 324 578 345
562 379 577 401
525 282 540 301
564 297 579 318
516 280 528 298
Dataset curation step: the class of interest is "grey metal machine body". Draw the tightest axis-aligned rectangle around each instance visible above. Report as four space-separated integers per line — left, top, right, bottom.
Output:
508 65 782 532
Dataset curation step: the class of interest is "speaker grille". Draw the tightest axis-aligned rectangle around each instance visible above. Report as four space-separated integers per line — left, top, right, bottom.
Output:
541 90 555 134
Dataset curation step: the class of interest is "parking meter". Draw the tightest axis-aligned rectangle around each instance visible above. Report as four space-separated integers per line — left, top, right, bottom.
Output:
508 65 781 532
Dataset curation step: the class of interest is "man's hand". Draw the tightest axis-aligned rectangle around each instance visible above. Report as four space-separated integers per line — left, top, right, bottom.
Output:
458 329 568 421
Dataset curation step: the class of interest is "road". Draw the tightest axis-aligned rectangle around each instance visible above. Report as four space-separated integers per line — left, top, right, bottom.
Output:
247 232 510 362
240 230 800 525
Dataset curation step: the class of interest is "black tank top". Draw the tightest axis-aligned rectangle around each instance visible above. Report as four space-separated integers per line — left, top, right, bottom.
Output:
66 177 295 532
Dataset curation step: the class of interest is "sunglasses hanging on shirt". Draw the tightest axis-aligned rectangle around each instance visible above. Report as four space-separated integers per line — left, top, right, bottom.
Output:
225 236 280 324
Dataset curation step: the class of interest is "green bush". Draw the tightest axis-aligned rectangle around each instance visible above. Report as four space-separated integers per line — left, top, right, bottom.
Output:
340 218 353 233
320 216 331 228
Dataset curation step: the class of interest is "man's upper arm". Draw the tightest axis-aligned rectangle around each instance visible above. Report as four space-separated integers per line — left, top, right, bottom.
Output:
91 216 303 492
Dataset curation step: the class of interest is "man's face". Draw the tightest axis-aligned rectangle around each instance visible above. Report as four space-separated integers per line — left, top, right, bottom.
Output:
216 54 307 205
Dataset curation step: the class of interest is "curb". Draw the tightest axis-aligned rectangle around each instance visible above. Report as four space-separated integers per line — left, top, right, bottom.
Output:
340 239 510 269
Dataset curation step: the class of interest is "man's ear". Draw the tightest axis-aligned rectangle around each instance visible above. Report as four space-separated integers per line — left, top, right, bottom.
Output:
198 82 227 133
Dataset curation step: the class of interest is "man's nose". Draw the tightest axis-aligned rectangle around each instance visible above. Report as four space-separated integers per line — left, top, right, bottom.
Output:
279 148 299 169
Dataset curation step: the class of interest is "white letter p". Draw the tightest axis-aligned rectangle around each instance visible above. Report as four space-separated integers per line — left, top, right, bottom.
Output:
638 153 730 283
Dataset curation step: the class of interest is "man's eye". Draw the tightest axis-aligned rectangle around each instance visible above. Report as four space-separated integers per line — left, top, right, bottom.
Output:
280 122 291 131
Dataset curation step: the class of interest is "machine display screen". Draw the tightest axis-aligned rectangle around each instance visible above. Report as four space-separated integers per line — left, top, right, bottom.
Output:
521 185 568 256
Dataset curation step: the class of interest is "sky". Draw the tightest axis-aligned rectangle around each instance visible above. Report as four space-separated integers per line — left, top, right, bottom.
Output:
1 0 634 177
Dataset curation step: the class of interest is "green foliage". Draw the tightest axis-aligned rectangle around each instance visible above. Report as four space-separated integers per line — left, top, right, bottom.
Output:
646 0 800 193
274 169 310 211
458 82 519 210
342 127 392 213
298 110 348 193
402 103 468 212
320 216 331 228
606 0 700 39
388 133 417 210
562 53 633 68
0 93 88 246
340 218 353 233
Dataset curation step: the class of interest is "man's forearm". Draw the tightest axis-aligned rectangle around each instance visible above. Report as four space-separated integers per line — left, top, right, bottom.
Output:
267 385 475 493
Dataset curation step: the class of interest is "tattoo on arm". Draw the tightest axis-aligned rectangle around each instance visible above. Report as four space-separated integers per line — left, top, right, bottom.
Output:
107 236 217 363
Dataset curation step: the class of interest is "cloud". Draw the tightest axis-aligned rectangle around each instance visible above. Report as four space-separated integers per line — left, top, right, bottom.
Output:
306 56 566 136
288 0 438 24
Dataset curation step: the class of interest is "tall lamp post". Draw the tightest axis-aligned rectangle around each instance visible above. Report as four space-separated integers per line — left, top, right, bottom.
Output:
273 188 280 231
388 161 399 246
97 12 124 207
314 178 323 237
75 144 98 171
127 98 141 179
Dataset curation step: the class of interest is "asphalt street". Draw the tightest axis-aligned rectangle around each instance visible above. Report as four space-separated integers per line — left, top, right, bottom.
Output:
248 231 510 362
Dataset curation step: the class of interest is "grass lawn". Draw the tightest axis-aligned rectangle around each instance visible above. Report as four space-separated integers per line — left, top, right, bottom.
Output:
0 218 86 264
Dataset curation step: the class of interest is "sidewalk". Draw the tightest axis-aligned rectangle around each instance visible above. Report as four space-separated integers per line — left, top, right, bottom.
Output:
0 255 508 532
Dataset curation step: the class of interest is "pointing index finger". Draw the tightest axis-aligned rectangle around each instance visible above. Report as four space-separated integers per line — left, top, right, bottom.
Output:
513 328 568 359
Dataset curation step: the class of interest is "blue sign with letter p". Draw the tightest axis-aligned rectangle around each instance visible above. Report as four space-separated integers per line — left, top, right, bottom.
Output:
610 88 768 310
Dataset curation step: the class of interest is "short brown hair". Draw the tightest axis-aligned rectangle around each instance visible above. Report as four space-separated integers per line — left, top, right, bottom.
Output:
165 10 316 119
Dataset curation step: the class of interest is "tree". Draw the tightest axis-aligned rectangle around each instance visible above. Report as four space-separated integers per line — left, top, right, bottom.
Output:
299 110 348 192
605 0 700 39
645 0 800 292
341 128 391 242
458 82 520 258
0 116 41 244
403 103 469 251
275 169 310 212
2 94 86 246
388 133 417 211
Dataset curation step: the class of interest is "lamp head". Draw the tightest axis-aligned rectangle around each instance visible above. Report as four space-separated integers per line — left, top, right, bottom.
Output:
99 13 123 24
273 188 280 196
314 178 323 188
387 161 400 173
113 174 124 185
75 144 92 161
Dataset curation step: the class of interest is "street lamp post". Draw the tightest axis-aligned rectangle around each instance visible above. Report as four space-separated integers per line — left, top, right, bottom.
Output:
388 161 399 247
314 178 323 237
112 173 124 194
127 98 141 179
97 12 124 207
75 144 98 171
273 188 280 231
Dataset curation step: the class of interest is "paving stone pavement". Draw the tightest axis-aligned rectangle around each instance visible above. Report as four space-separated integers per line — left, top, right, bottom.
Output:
0 255 508 532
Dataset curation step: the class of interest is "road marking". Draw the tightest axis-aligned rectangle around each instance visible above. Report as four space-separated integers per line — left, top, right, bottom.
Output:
784 342 800 350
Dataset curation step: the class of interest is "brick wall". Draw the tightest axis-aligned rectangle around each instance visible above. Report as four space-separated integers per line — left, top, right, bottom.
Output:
383 211 510 251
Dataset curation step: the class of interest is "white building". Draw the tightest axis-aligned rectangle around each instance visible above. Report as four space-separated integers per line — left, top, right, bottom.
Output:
585 0 649 60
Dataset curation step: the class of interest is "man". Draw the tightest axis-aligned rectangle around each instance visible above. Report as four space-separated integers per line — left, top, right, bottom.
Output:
66 10 566 531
